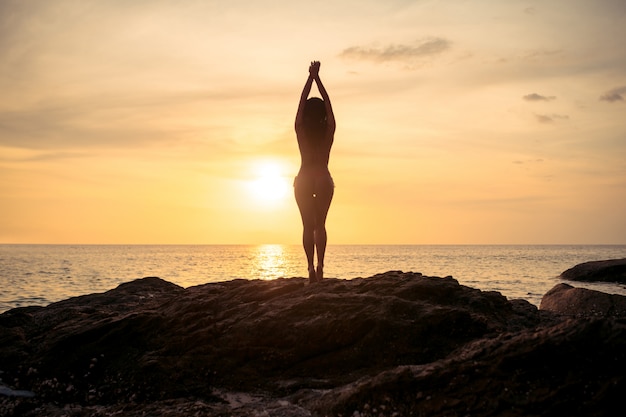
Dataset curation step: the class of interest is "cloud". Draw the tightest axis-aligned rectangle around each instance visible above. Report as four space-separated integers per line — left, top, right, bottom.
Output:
535 114 569 124
523 93 556 102
521 49 563 61
339 37 451 64
524 7 537 15
513 159 544 165
0 150 91 163
599 86 626 102
0 87 262 151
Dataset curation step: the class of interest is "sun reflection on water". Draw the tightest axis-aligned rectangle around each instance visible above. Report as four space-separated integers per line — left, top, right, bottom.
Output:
253 244 288 280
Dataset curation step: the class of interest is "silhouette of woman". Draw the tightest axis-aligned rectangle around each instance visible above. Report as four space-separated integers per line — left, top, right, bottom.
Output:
294 61 335 283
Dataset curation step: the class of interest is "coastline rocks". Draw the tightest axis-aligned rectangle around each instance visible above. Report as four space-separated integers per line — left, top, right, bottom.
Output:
559 258 626 283
311 317 626 417
1 271 624 416
540 283 626 317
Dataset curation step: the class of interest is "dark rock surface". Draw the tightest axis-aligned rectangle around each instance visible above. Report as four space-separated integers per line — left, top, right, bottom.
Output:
559 258 626 283
540 282 626 317
1 271 625 416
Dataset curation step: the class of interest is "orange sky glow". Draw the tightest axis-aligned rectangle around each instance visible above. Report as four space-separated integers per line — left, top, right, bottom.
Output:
1 0 625 244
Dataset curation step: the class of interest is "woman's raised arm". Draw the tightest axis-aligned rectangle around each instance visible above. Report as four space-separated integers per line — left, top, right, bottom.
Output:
313 66 335 134
295 63 316 132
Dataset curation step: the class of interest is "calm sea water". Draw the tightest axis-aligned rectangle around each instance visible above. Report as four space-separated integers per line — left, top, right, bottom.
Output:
1 244 625 313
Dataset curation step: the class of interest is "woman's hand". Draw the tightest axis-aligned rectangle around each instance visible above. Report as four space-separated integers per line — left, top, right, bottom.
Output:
309 61 320 78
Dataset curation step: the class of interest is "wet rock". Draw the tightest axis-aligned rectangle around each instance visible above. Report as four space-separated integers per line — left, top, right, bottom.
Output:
309 317 626 417
559 258 626 283
540 283 626 317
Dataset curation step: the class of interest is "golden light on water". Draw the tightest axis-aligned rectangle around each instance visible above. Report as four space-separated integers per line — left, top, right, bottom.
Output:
253 244 287 280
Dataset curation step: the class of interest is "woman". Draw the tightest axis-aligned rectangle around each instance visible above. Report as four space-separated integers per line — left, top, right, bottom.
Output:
294 61 336 283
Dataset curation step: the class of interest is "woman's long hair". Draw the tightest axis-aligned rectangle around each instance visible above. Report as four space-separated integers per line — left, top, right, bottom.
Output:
303 97 327 141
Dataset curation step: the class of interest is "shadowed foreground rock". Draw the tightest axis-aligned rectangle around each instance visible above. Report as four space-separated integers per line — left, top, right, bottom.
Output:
1 271 624 416
559 258 626 283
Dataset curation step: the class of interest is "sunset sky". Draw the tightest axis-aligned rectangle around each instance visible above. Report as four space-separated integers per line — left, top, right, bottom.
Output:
1 0 625 244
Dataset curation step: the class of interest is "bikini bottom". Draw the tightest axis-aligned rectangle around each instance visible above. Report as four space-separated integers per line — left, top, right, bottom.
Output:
293 173 335 191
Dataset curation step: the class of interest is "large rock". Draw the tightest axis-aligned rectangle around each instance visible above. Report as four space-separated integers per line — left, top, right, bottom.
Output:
559 258 626 283
1 272 624 416
540 282 626 317
310 317 626 417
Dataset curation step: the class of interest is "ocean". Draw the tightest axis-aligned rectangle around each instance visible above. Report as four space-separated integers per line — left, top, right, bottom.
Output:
1 244 625 313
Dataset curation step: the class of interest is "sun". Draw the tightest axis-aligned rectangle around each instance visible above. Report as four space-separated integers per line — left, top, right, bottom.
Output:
248 162 290 204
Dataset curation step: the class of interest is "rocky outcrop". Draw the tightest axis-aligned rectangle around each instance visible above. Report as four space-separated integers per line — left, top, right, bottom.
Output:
540 282 626 317
559 258 626 283
1 271 625 416
311 317 626 417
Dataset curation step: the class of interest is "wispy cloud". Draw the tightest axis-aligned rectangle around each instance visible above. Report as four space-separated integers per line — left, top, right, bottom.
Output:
0 88 257 150
524 7 537 16
0 150 91 163
521 49 562 61
599 86 626 102
513 159 544 165
535 113 569 124
339 37 451 65
523 93 556 102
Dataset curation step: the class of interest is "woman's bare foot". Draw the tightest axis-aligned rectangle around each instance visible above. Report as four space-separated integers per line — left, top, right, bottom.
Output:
308 267 317 283
316 265 324 281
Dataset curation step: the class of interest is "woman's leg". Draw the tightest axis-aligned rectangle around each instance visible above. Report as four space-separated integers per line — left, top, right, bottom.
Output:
294 177 316 281
313 176 334 280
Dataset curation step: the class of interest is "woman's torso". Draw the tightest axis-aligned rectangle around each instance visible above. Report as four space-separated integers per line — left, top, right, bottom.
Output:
296 131 333 177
